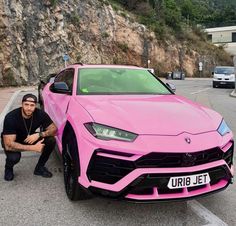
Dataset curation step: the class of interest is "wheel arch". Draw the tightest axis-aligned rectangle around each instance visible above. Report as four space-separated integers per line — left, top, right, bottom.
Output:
62 121 73 147
62 121 81 175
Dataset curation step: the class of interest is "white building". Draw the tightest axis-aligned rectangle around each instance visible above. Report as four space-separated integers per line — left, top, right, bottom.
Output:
205 26 236 56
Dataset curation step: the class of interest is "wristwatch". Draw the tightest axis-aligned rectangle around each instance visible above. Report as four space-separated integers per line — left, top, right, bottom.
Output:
39 131 43 138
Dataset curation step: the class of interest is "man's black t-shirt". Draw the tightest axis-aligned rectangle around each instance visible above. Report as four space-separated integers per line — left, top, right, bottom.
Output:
2 107 53 144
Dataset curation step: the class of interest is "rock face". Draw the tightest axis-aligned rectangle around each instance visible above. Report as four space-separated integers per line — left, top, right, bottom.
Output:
0 0 232 86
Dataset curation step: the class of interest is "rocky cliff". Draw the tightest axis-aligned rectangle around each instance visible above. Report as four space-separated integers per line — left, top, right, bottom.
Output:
0 0 232 86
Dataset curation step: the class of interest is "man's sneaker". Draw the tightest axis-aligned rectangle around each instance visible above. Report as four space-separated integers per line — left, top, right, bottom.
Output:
4 168 14 181
34 166 52 178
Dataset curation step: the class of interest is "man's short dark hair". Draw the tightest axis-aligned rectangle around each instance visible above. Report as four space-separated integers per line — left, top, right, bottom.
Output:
22 93 37 103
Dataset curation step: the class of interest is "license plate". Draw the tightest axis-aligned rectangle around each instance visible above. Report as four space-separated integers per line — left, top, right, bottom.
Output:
167 173 210 189
220 82 226 84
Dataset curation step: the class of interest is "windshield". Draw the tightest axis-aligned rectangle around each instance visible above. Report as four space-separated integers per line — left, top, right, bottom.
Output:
77 68 172 95
215 67 234 74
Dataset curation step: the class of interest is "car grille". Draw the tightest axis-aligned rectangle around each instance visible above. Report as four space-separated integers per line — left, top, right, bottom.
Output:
223 145 234 167
88 166 231 199
128 166 230 196
87 154 135 184
87 143 234 184
136 145 234 168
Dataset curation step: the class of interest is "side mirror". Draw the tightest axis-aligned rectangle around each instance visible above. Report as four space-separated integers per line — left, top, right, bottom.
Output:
48 73 57 83
212 71 214 75
49 77 55 83
166 83 176 93
50 82 71 94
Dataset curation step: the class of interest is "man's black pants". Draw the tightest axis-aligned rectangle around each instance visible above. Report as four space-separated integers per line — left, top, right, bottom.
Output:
4 137 56 170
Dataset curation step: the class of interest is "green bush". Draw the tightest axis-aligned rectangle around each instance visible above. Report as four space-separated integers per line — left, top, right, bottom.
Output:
50 0 57 7
118 43 128 52
120 11 127 18
101 32 109 38
76 53 82 62
3 69 17 86
70 13 80 27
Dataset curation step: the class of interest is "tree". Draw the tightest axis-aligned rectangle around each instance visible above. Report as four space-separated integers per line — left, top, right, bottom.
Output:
163 0 181 30
126 0 140 10
149 0 165 20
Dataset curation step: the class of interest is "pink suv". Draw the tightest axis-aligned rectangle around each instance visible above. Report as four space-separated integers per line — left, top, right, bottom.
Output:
40 64 234 201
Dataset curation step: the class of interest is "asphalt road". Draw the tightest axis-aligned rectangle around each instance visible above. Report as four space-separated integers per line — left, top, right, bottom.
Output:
0 79 235 226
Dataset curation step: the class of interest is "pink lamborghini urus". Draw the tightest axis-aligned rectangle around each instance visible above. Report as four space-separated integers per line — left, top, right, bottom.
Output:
40 64 234 201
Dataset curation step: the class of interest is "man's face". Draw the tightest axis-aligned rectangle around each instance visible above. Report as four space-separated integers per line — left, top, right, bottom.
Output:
22 98 36 117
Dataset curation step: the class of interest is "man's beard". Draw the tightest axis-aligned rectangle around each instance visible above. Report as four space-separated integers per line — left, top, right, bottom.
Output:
22 108 33 118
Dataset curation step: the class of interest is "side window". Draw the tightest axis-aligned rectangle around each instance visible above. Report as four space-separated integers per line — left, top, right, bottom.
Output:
54 69 74 93
54 71 66 83
232 32 236 42
64 69 74 91
207 34 212 42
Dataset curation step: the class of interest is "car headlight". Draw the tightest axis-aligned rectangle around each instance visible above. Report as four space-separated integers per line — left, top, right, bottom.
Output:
84 123 138 142
217 119 231 136
230 74 235 79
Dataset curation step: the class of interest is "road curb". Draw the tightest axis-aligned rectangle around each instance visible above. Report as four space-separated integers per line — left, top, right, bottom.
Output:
230 90 236 98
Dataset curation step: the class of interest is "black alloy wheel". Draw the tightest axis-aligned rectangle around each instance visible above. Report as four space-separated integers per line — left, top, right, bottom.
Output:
63 143 76 199
62 133 91 201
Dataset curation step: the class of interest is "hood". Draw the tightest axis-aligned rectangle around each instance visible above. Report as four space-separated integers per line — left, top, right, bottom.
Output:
75 95 222 135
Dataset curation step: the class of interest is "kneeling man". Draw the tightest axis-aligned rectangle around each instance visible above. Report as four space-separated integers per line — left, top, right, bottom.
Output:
1 93 57 181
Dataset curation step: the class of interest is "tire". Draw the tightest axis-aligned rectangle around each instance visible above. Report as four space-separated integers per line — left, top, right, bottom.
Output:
63 131 91 201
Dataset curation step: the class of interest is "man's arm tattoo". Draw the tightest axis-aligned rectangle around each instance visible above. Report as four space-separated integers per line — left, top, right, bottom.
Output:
42 123 57 137
3 135 34 152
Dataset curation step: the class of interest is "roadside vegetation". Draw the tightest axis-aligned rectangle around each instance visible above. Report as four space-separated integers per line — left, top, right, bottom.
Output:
104 0 234 75
109 0 236 40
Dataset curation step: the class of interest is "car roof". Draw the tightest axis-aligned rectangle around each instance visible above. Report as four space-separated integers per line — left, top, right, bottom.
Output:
65 64 145 70
215 66 234 68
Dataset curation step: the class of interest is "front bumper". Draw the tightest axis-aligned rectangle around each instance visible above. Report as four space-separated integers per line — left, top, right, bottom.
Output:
79 131 234 201
213 80 235 87
88 165 232 202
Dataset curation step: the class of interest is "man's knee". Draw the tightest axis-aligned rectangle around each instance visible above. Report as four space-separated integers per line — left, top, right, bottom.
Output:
43 137 56 148
5 152 21 165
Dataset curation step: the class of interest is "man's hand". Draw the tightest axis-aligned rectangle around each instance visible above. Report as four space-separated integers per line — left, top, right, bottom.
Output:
24 133 40 144
3 134 44 153
32 139 45 153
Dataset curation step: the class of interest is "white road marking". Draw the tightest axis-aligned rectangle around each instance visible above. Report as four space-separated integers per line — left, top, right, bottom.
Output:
191 88 211 95
187 200 228 226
